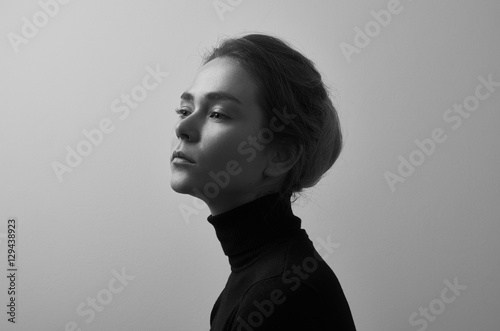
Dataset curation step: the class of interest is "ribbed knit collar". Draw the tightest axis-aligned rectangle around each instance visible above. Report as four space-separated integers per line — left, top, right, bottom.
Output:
207 193 301 271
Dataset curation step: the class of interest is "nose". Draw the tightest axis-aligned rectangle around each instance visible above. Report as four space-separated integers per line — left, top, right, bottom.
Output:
174 111 200 142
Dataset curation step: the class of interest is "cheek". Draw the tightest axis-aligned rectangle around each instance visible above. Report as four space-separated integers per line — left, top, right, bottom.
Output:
205 125 246 153
200 126 267 173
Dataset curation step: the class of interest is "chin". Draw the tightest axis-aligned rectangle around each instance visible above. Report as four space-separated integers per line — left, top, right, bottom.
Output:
170 174 208 200
170 176 194 195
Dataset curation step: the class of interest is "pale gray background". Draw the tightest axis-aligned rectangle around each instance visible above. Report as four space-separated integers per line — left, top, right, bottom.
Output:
1 0 499 330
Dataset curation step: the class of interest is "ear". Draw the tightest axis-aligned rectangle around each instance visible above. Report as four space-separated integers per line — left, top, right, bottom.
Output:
263 144 303 178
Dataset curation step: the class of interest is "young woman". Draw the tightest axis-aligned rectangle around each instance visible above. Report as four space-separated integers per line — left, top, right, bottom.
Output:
170 33 356 330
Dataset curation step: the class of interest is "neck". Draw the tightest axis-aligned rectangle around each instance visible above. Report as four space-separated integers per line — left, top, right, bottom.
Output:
206 191 261 216
207 192 301 270
203 190 287 216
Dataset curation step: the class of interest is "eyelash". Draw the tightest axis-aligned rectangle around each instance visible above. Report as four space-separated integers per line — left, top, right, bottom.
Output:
175 108 228 120
174 108 189 118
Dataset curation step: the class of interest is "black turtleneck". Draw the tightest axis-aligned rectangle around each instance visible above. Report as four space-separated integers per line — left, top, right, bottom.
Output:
207 193 356 330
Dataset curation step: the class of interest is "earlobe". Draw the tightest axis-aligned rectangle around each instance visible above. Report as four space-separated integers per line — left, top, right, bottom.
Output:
263 144 303 178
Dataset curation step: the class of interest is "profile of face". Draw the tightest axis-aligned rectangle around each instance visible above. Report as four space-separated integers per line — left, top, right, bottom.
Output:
170 57 285 215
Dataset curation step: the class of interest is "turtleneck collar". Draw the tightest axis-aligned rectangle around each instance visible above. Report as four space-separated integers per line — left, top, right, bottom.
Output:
207 192 302 271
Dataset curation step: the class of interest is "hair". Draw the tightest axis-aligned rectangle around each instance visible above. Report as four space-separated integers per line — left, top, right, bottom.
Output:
202 33 343 203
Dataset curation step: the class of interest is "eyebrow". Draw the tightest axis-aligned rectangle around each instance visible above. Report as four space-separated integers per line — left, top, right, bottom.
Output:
180 91 242 105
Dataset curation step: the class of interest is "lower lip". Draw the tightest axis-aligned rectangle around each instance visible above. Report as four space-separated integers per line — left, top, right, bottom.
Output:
171 157 195 164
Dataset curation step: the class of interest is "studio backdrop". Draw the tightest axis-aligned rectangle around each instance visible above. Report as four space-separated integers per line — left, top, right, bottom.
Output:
1 0 499 330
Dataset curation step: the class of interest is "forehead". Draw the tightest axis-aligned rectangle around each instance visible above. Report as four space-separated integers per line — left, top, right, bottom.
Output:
186 57 260 105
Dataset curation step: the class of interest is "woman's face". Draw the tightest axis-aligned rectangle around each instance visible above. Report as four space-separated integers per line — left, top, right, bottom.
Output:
170 57 276 215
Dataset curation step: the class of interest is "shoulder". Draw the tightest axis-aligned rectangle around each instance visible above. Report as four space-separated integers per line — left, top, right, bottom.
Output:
235 277 355 330
232 231 356 329
245 230 345 298
259 230 344 295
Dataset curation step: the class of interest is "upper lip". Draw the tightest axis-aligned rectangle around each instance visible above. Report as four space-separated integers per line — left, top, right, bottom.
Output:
171 150 195 163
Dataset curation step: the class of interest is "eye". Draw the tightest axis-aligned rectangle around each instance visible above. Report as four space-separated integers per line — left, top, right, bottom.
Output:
175 108 190 118
209 110 229 120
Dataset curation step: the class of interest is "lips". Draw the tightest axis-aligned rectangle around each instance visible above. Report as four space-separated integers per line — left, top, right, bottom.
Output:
171 150 195 163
